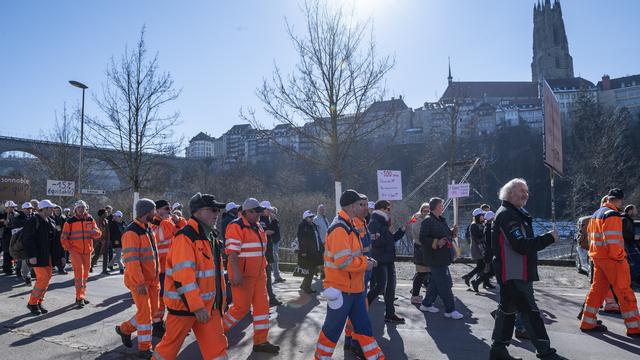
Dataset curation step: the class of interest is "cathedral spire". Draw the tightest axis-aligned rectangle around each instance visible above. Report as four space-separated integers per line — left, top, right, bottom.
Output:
447 57 453 85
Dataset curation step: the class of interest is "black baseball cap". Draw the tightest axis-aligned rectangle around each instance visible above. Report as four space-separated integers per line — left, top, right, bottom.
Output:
189 193 226 213
607 188 624 200
339 189 367 207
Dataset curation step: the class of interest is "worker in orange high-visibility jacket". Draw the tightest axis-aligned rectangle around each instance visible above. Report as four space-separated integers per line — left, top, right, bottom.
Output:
149 199 179 337
581 188 640 336
115 199 160 359
223 198 280 354
152 193 229 360
315 190 384 360
171 202 188 229
60 200 102 308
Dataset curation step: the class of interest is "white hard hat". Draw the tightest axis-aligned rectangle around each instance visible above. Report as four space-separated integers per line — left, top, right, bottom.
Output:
21 202 33 209
322 287 344 310
4 201 17 208
171 202 182 211
368 201 375 209
38 199 55 209
303 210 315 219
260 200 274 211
74 200 87 209
114 210 123 217
225 202 239 212
472 208 485 217
484 211 495 221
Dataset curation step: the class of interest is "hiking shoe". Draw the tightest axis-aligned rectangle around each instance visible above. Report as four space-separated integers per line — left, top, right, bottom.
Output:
274 277 286 283
75 299 85 309
37 304 49 314
483 282 496 289
419 305 439 313
152 321 166 338
627 332 640 338
269 298 283 307
27 304 41 315
581 324 608 333
410 295 423 304
444 310 464 320
384 314 406 324
137 349 153 359
253 341 280 354
115 326 133 348
539 352 568 360
462 275 471 287
489 347 523 360
24 277 32 286
82 299 90 305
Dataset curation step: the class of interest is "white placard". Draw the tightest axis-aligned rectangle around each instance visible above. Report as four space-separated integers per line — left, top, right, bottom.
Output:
377 170 403 201
46 180 75 197
81 189 105 195
448 183 470 199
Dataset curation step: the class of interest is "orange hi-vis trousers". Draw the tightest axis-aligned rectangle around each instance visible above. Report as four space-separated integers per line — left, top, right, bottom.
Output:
119 283 160 351
152 310 228 360
222 273 270 345
29 265 52 305
581 259 640 334
70 251 90 300
604 289 620 311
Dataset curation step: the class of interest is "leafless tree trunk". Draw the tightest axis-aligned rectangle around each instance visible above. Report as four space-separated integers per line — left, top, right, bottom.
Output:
243 0 395 204
88 26 182 194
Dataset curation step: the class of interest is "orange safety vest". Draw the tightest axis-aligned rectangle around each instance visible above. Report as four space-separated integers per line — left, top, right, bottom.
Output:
122 219 159 289
323 210 368 293
224 215 267 279
588 203 626 261
164 218 225 314
175 216 188 229
150 216 178 272
60 215 102 254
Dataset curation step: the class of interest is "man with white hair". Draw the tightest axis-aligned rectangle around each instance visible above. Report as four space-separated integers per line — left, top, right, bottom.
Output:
61 200 102 308
489 178 566 360
313 204 329 245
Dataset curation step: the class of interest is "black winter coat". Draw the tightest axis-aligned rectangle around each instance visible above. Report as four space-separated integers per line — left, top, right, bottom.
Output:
22 215 64 267
420 214 453 267
297 220 324 268
109 220 125 249
368 212 405 264
491 201 554 283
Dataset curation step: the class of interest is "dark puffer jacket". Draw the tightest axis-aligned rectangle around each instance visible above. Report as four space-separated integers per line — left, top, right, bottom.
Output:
420 214 454 267
22 214 64 267
368 211 405 264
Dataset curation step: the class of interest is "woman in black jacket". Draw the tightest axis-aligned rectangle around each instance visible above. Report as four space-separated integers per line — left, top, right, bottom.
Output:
22 200 64 315
462 209 486 291
107 211 126 274
366 200 406 324
297 210 324 294
419 197 463 320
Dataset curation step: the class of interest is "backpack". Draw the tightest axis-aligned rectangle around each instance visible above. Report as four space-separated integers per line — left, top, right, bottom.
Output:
9 217 39 260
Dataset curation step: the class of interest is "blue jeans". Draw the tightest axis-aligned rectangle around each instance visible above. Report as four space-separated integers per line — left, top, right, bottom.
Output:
422 265 455 313
367 262 397 316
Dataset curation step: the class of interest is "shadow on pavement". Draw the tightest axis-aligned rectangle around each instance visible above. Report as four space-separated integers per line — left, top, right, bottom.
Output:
0 303 78 332
580 331 640 355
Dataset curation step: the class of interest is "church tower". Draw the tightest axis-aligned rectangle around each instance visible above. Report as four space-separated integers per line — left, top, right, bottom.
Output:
531 0 574 82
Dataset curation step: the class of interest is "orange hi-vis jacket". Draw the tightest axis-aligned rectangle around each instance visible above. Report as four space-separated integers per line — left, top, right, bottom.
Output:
150 216 178 272
588 203 626 261
175 216 188 229
122 219 159 289
323 210 368 293
224 215 267 279
61 214 102 254
164 218 225 314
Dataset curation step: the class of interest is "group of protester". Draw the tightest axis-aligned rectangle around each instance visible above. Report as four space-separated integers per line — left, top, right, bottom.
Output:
2 180 639 360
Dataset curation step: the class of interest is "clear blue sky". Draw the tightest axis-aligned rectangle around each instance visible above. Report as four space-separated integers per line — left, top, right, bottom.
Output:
1 0 638 145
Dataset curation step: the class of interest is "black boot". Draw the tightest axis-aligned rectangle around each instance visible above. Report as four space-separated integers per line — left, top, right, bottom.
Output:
253 341 280 354
137 349 153 359
489 347 522 360
462 274 471 287
115 326 133 348
27 304 41 315
37 303 49 314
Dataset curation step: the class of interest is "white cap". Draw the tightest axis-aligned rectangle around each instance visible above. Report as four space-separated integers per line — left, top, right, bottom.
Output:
114 210 123 217
172 202 182 211
4 201 17 208
260 200 274 211
484 211 495 221
322 287 344 310
472 208 485 217
225 202 239 212
303 210 315 219
368 201 375 209
63 208 71 212
38 199 55 209
21 202 33 209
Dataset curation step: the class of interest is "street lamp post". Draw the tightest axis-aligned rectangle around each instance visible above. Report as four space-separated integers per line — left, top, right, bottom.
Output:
69 80 88 199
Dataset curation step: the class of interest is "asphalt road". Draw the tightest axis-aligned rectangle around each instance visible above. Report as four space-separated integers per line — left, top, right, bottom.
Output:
1 262 639 360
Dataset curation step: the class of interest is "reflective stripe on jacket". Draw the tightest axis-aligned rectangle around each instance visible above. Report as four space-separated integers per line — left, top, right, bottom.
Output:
60 215 102 254
164 218 225 314
323 210 368 293
150 216 178 273
122 219 159 288
588 203 626 261
224 215 267 278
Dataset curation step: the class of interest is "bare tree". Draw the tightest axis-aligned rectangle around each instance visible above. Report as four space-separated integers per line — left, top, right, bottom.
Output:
88 26 181 203
43 104 80 182
243 0 395 206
